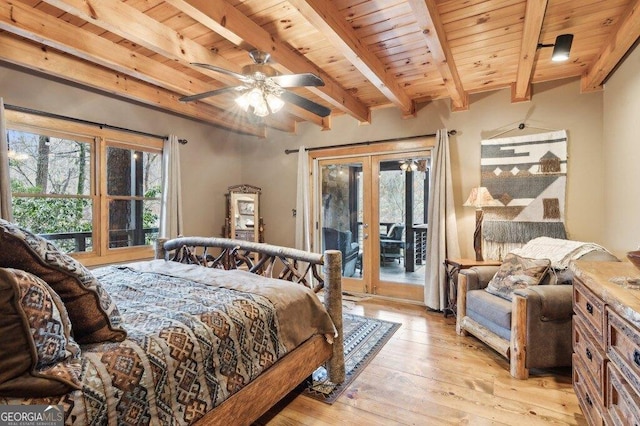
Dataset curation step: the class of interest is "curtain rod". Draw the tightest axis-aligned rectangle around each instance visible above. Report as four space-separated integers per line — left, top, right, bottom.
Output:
283 130 456 154
4 104 188 144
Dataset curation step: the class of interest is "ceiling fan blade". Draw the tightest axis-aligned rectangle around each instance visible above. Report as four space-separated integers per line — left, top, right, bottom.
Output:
179 86 245 103
190 63 251 83
271 73 325 88
280 91 331 117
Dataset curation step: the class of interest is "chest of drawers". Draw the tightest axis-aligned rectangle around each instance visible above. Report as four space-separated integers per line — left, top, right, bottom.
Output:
571 261 640 425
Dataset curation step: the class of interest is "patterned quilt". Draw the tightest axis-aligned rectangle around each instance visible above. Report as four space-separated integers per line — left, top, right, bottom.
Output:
1 261 336 425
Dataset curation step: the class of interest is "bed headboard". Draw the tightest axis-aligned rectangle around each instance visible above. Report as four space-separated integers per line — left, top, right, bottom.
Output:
155 237 337 292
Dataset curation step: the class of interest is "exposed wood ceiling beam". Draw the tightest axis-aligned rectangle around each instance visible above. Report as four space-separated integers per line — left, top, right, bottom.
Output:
0 0 210 98
513 0 549 102
0 10 290 136
42 0 242 86
165 0 369 125
38 0 295 132
0 0 245 128
408 0 468 111
2 0 633 133
286 105 332 130
581 0 640 92
0 33 265 137
287 0 415 116
266 115 296 134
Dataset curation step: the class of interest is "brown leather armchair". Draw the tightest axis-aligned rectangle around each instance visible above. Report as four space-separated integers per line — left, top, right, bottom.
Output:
456 250 618 379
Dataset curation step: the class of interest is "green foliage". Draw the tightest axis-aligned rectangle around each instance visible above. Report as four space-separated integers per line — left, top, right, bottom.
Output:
11 180 162 249
143 186 160 227
11 180 92 252
143 185 161 245
11 180 91 234
8 128 163 252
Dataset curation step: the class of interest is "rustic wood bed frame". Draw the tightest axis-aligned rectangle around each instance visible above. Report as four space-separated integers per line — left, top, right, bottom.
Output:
155 237 345 426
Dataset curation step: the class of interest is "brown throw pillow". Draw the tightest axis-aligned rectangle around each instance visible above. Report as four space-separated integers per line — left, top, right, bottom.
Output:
0 268 82 397
0 219 126 343
485 253 551 301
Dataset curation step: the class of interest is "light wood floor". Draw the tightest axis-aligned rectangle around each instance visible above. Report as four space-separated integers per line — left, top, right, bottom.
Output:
258 298 586 425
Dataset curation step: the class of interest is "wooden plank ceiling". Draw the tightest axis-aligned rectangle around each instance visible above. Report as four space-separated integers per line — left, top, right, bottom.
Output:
0 0 638 137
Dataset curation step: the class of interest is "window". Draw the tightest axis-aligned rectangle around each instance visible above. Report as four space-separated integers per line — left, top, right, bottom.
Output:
105 144 161 249
6 111 163 265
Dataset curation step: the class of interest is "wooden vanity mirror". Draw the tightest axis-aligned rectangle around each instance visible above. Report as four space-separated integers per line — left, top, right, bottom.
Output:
225 184 264 243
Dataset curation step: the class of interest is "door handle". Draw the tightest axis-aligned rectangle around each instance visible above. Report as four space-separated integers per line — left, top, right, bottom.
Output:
363 233 369 239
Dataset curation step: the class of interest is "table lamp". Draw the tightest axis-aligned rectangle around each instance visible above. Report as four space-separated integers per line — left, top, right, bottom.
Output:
463 186 496 261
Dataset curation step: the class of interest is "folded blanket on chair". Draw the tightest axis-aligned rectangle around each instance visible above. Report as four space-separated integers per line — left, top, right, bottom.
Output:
510 236 610 269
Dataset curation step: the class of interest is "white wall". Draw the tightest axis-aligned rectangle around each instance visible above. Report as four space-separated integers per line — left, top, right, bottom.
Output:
245 78 605 258
0 63 256 237
602 43 640 257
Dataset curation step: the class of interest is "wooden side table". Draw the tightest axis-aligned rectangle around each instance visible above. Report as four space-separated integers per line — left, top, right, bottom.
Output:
443 258 501 317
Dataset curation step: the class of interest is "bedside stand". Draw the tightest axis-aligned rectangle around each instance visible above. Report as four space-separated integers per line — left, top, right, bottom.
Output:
443 258 501 317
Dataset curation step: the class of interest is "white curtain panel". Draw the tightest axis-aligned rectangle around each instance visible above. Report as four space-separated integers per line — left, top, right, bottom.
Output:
295 146 311 252
160 135 183 239
0 98 13 221
424 129 460 310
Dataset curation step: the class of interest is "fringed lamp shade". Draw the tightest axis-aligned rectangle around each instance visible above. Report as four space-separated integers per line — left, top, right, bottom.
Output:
463 187 496 209
463 187 496 261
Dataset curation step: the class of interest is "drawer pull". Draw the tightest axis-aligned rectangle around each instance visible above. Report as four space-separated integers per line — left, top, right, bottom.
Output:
586 302 593 314
634 350 640 367
585 348 592 361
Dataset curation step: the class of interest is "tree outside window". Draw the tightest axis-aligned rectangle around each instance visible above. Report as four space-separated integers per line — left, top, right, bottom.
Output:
7 127 162 255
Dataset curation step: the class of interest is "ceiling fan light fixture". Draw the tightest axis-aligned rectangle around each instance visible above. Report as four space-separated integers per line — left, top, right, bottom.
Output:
266 93 284 114
235 91 251 111
252 98 269 117
187 50 328 118
248 88 264 106
235 86 284 117
400 159 418 172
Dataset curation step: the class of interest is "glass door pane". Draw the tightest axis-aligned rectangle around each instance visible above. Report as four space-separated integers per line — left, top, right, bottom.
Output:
378 159 406 281
318 158 369 293
375 155 430 301
315 151 430 302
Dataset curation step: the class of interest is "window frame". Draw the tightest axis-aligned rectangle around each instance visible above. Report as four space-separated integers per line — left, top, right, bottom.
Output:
6 109 163 266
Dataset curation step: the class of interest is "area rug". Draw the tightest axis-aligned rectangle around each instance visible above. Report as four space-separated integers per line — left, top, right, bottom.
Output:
301 313 400 404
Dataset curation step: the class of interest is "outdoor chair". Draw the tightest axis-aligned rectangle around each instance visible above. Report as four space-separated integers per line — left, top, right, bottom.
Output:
380 223 404 264
322 227 359 277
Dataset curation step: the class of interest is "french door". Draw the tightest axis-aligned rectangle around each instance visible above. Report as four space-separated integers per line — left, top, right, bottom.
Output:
315 156 370 295
313 149 431 303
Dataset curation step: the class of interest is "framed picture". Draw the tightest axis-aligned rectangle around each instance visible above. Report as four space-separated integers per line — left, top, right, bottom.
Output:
237 200 255 215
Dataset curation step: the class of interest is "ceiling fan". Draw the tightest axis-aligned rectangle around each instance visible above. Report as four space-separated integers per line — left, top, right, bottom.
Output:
179 50 331 118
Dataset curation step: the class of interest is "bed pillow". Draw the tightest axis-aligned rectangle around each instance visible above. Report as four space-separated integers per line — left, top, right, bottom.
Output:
485 253 551 301
0 268 82 397
0 219 126 343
